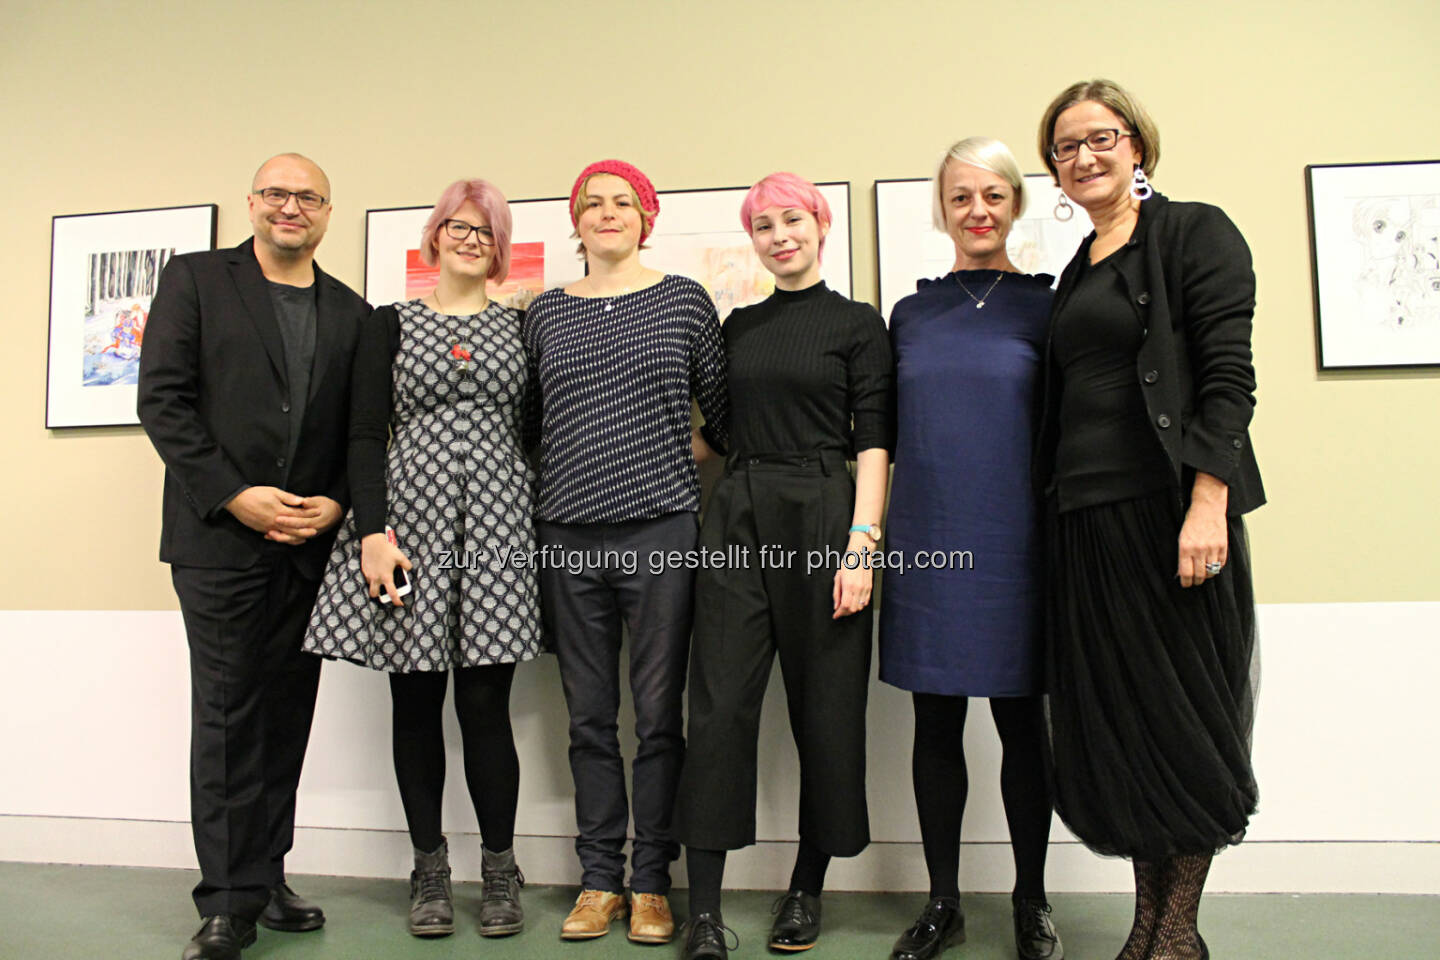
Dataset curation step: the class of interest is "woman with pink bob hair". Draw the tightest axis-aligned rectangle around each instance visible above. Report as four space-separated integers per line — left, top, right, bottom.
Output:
304 177 540 940
673 171 895 959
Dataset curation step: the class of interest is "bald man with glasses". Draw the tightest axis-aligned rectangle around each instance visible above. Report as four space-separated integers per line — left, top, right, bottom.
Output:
139 153 370 960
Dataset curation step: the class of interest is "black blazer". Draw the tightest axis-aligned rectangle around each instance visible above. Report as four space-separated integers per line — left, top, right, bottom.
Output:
137 238 370 578
1035 191 1265 516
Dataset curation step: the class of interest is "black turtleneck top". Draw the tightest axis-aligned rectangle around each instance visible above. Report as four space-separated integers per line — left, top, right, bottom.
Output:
721 281 894 459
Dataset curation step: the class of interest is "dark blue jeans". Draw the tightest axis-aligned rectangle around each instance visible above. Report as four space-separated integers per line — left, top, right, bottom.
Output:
538 511 697 895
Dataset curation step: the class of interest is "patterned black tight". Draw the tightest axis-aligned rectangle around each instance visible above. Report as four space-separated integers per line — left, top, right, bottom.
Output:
1115 853 1212 960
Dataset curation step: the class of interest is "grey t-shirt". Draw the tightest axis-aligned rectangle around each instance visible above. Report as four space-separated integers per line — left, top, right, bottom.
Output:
267 279 317 487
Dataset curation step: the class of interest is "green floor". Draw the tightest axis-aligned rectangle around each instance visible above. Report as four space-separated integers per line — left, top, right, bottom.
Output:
1 862 1433 959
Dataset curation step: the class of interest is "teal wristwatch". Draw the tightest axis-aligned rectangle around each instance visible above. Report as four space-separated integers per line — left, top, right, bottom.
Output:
849 523 882 543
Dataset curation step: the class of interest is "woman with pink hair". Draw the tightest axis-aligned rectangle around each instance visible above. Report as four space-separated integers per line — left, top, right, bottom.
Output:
304 177 539 939
673 172 894 959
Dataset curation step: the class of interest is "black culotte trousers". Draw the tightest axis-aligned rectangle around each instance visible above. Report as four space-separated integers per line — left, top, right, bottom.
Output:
674 451 872 856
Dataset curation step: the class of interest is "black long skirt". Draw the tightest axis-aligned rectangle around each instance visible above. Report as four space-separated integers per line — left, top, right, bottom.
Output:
1046 491 1259 860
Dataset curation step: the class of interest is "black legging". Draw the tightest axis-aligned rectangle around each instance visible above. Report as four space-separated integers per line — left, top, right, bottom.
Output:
389 663 519 853
912 692 1052 901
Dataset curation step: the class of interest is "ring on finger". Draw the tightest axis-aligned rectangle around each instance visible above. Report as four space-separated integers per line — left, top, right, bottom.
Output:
1205 560 1224 575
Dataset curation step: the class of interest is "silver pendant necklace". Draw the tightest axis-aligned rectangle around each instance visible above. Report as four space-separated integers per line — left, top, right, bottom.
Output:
955 271 1004 309
586 274 637 312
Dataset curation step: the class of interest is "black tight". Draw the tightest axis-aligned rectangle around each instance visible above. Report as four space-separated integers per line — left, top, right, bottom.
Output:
911 692 1052 901
685 836 831 919
389 664 519 853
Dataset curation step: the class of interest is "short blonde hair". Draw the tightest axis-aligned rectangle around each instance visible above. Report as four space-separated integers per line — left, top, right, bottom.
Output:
571 173 655 258
932 137 1027 232
1038 78 1160 184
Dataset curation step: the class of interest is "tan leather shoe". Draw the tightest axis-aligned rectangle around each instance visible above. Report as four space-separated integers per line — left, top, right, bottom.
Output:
628 892 675 944
560 889 628 939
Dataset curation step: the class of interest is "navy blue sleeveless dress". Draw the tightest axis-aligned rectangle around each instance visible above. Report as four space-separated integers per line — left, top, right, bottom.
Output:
879 271 1052 697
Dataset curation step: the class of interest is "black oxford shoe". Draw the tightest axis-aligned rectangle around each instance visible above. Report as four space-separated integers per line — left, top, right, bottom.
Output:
682 912 736 960
769 890 822 951
258 882 325 932
182 915 256 960
1013 898 1063 960
891 896 965 960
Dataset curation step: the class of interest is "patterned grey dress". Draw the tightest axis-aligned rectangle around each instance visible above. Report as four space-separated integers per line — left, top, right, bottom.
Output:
304 299 543 671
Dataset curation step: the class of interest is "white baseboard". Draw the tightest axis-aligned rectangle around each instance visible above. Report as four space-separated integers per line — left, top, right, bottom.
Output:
3 604 1439 894
3 815 1436 894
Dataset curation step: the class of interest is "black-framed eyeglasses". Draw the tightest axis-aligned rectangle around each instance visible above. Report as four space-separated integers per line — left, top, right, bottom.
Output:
442 219 496 246
1049 129 1135 163
253 187 328 211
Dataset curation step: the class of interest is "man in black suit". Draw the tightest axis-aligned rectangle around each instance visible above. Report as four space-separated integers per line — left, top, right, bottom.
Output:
138 153 369 960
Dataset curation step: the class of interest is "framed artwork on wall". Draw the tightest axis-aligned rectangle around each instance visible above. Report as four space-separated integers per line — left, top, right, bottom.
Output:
645 182 852 323
874 175 1091 320
46 203 217 428
364 196 579 308
1306 160 1440 370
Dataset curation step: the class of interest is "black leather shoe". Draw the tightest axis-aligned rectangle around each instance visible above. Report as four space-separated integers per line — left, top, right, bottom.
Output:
182 915 257 960
891 896 964 960
682 912 737 960
1013 898 1063 960
257 882 325 932
769 890 821 951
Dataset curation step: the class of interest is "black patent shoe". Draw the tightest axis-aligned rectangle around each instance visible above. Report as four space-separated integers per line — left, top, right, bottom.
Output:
258 882 325 932
769 890 822 951
891 896 965 960
682 912 739 960
182 915 257 960
1013 898 1064 960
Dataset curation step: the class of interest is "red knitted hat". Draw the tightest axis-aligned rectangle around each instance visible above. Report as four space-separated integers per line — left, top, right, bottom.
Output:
569 159 660 241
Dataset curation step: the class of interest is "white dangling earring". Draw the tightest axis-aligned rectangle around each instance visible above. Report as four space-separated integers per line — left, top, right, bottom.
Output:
1053 192 1074 221
1130 166 1153 201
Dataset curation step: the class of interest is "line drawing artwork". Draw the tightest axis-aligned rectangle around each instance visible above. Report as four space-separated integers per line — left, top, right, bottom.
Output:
1348 194 1440 332
82 247 174 387
1307 161 1440 368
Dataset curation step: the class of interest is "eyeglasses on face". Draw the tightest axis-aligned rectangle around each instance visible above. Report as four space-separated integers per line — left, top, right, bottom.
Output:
442 219 496 246
1050 129 1135 163
253 187 328 211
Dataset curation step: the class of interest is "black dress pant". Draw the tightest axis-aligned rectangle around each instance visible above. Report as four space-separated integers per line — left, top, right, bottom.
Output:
675 452 872 856
171 556 323 920
537 511 697 895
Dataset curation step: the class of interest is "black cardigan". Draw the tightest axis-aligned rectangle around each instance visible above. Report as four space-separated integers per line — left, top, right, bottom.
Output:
1035 191 1265 516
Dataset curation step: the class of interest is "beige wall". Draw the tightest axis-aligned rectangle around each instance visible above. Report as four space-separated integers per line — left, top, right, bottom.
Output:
5 0 1438 610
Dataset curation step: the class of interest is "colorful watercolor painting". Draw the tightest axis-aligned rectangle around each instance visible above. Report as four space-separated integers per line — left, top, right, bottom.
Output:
489 241 545 305
48 204 216 428
82 247 173 386
402 241 546 308
644 183 851 323
403 249 440 300
366 200 579 309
